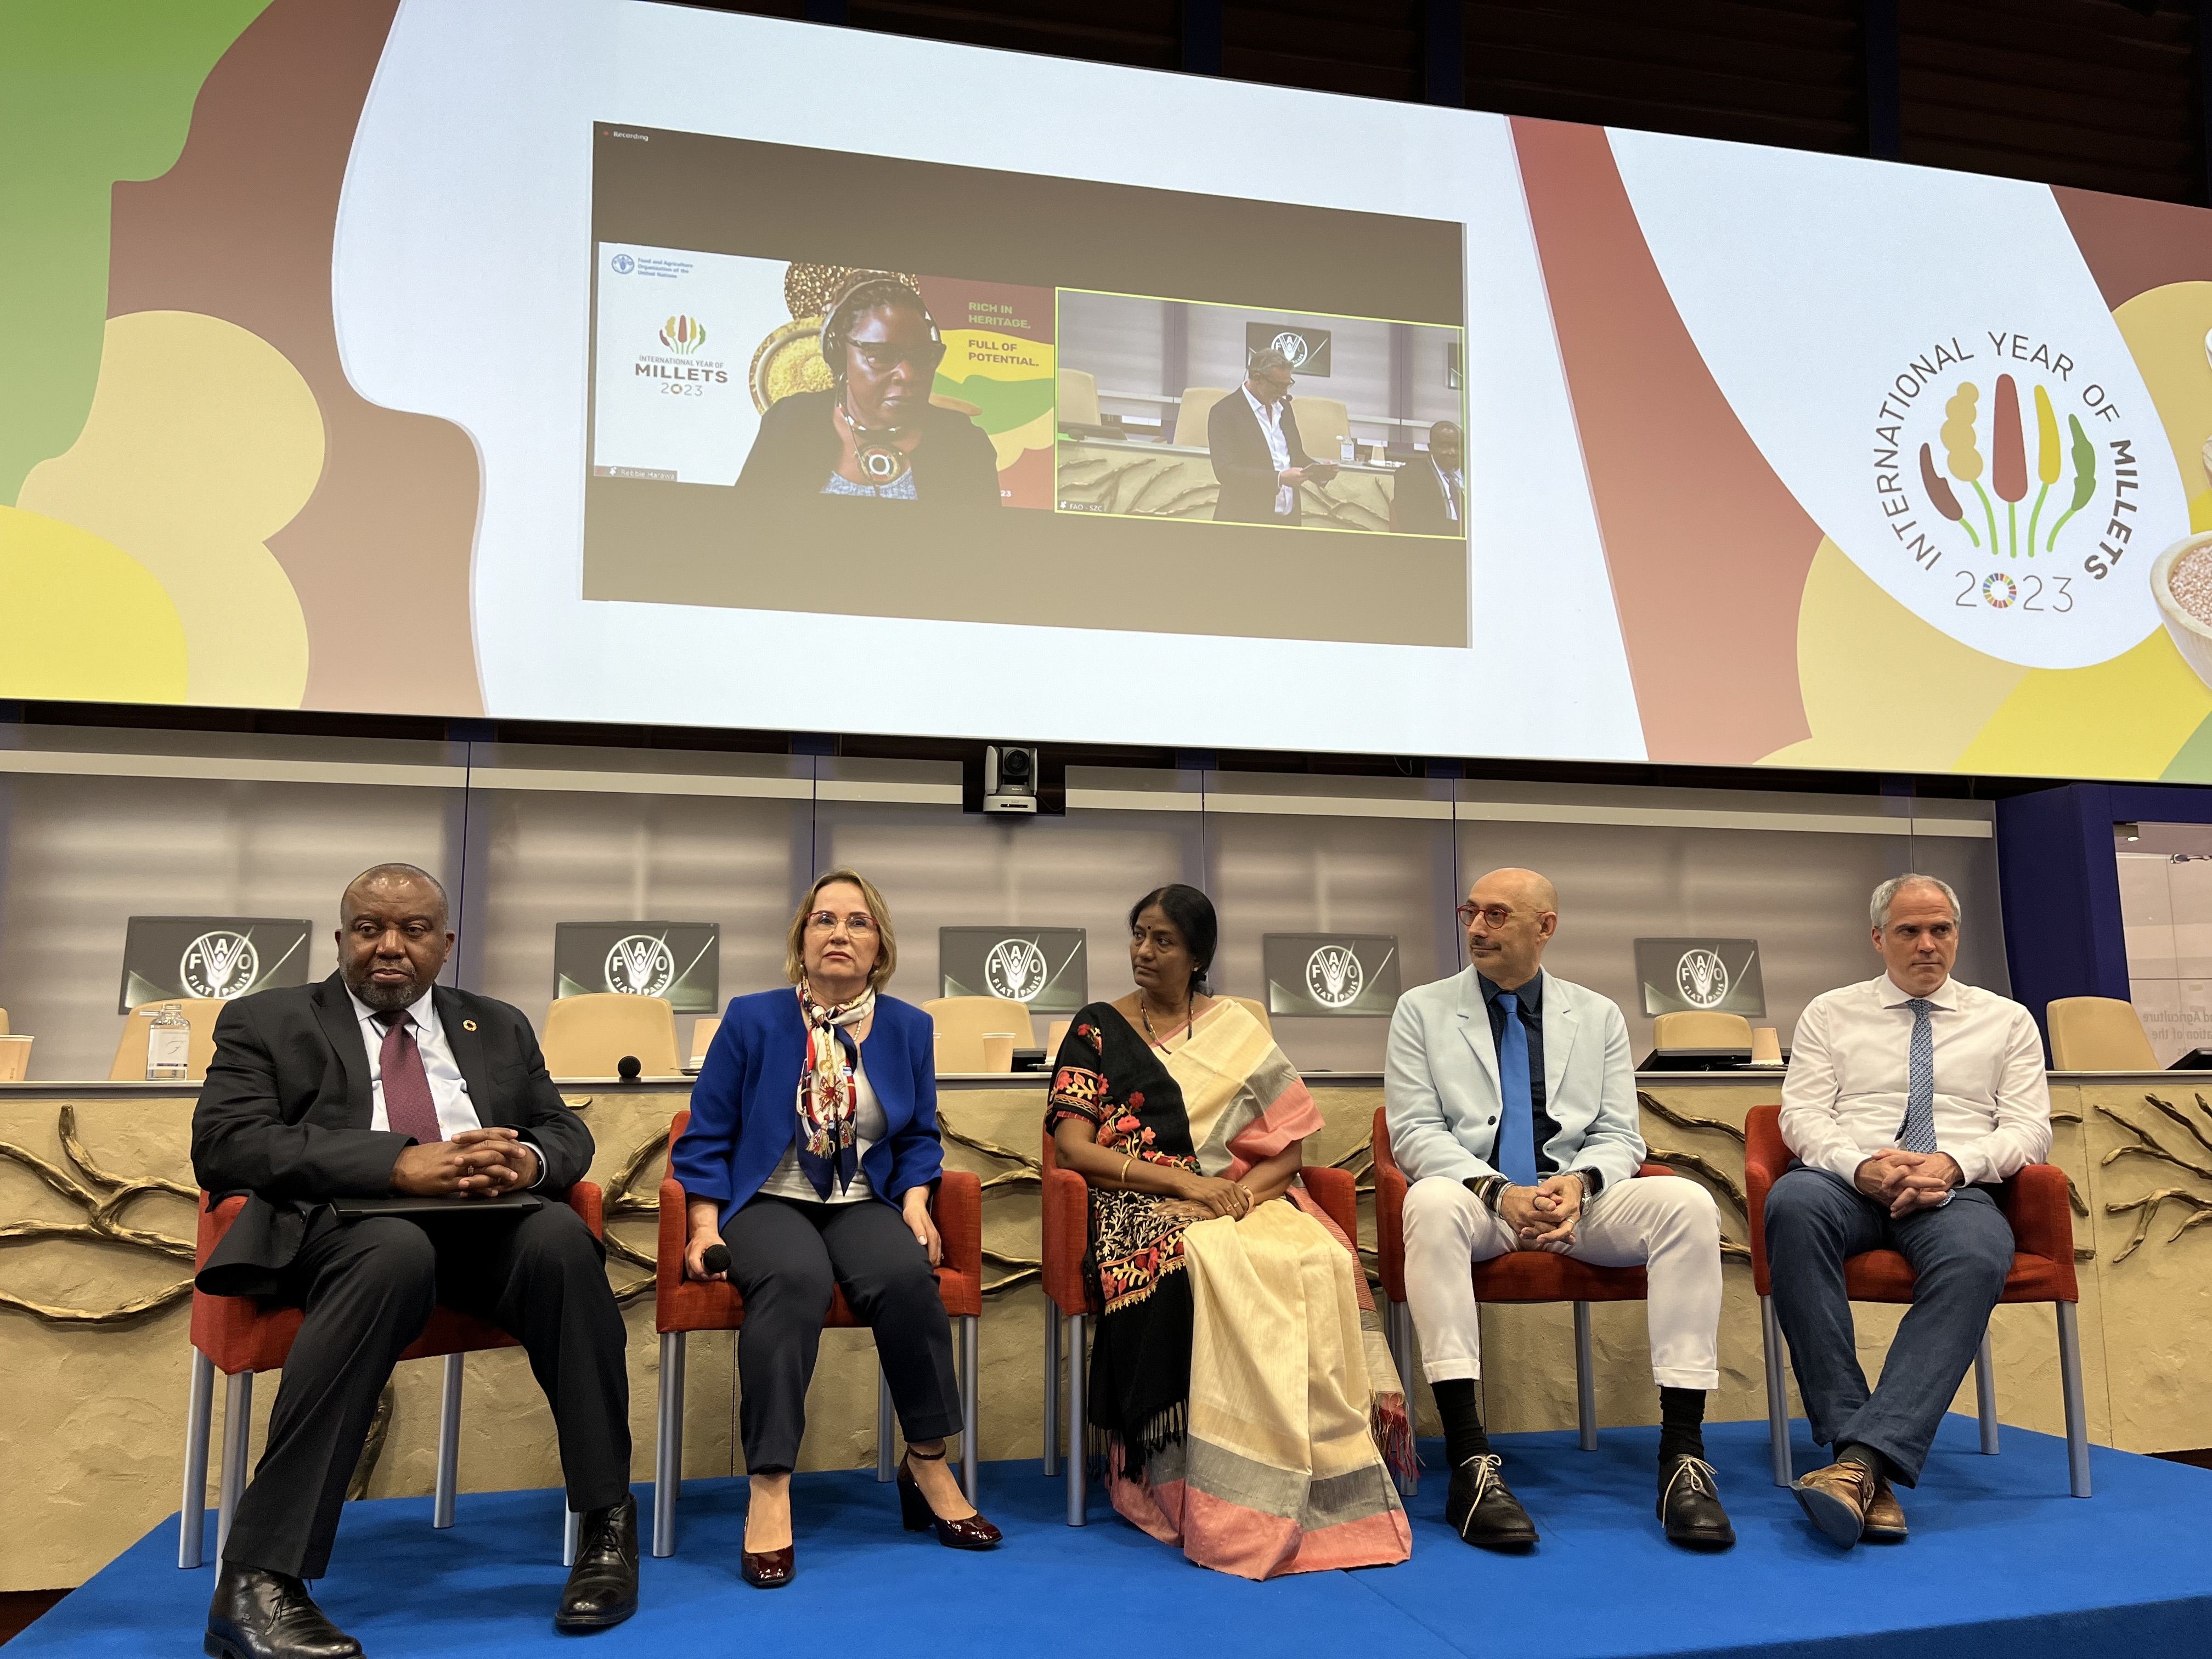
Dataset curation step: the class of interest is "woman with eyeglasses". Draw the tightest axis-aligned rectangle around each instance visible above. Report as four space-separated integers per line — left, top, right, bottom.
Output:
673 868 1000 1589
732 270 1002 506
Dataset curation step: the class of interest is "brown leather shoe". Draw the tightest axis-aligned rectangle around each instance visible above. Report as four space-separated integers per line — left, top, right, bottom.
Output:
1791 1459 1877 1547
1861 1477 1908 1542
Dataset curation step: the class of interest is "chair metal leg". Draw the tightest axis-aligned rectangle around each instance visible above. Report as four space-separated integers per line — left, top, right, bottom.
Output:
433 1353 462 1528
1572 1302 1596 1451
216 1369 253 1558
876 1357 895 1482
651 1331 685 1559
1760 1295 1793 1487
960 1314 981 1504
1042 1298 1062 1477
179 1350 215 1567
1065 1312 1087 1526
1974 1330 1999 1454
562 1505 581 1566
2057 1301 2091 1498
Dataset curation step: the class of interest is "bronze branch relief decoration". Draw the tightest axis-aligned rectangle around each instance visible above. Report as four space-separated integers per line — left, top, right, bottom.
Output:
0 1105 197 1324
2094 1093 2212 1265
1638 1094 1752 1262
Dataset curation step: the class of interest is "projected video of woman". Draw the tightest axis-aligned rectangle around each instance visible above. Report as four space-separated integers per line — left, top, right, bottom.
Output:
733 272 1001 506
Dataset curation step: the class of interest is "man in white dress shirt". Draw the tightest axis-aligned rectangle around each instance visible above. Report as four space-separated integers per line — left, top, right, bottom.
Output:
192 865 635 1656
1770 872 2051 1548
1205 347 1336 523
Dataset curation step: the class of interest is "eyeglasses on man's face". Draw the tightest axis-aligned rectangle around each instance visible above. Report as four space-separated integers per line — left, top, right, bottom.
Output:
1457 903 1515 929
805 911 878 936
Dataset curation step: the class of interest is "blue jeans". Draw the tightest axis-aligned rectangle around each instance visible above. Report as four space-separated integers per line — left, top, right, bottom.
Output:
1764 1165 2013 1485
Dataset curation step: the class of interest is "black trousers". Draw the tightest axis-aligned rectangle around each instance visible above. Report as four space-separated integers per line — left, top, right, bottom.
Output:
720 1193 962 1471
221 1203 632 1579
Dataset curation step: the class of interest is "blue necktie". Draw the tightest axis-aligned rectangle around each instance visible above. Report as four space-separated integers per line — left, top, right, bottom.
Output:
1494 991 1539 1186
1898 997 1938 1153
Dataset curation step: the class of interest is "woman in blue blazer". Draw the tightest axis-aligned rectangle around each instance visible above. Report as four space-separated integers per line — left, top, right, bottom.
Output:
674 868 1000 1586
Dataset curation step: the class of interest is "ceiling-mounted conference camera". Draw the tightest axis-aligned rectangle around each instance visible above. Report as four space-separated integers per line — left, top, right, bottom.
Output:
982 744 1039 815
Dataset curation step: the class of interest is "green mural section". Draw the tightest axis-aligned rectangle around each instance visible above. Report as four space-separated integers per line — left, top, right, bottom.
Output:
0 0 272 504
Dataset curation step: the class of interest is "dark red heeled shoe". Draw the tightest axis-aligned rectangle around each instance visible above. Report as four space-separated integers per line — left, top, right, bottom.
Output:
741 1543 795 1589
896 1450 1002 1550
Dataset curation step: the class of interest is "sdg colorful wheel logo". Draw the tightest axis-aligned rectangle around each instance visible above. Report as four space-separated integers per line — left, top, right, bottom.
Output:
1982 573 2018 608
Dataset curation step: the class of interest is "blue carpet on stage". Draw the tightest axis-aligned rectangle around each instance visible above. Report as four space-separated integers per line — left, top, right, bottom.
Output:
16 1419 2212 1658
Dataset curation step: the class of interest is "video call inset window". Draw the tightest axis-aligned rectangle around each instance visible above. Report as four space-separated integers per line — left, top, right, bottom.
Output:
585 126 1471 648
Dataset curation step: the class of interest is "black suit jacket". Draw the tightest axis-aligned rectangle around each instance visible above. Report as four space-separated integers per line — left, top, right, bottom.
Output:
1207 390 1312 524
733 387 1002 508
191 974 595 1296
1391 455 1464 537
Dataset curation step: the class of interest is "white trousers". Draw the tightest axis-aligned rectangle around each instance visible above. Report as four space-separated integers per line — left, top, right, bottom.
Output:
1401 1175 1723 1390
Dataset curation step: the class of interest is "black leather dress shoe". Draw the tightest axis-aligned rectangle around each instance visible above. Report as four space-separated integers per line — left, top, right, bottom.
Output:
1658 1454 1736 1550
204 1564 362 1659
1445 1454 1539 1549
556 1494 639 1633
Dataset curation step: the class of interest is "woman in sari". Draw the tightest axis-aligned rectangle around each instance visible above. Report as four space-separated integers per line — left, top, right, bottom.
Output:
1046 884 1412 1578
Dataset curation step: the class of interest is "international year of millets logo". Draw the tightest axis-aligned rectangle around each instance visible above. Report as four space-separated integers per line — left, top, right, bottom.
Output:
1873 332 2143 615
659 315 707 354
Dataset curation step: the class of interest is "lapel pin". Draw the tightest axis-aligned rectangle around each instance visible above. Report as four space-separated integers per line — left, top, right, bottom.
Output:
462 1019 478 1032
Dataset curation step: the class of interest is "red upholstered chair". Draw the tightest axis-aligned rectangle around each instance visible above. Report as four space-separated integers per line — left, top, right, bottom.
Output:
178 1182 606 1570
651 1109 983 1557
1744 1104 2089 1496
1371 1107 1675 1496
1038 1127 1361 1527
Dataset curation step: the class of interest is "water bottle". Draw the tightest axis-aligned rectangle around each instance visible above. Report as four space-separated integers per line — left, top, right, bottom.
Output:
146 1002 191 1081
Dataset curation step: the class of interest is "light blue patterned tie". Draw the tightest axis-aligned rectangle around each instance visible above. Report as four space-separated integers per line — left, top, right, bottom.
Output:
1898 997 1938 1154
1494 992 1540 1186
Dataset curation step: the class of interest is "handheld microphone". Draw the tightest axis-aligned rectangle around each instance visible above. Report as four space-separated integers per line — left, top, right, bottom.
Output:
702 1243 730 1277
616 1054 642 1081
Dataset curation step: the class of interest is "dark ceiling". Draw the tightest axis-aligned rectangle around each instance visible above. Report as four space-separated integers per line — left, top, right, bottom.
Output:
673 0 2209 205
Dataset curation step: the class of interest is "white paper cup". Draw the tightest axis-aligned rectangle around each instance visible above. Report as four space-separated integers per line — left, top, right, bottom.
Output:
980 1032 1017 1073
2151 532 2212 690
0 1036 32 1082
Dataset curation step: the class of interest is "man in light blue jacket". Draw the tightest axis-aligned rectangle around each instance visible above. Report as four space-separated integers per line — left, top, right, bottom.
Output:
1386 868 1730 1552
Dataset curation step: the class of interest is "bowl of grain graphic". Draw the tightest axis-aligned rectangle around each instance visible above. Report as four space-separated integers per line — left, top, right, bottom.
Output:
2153 533 2212 689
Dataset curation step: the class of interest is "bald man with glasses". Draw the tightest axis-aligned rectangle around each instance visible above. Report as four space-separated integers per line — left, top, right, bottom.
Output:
1386 868 1731 1552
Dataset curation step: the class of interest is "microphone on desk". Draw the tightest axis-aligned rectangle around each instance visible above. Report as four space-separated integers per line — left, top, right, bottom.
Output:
617 1054 642 1081
702 1243 730 1277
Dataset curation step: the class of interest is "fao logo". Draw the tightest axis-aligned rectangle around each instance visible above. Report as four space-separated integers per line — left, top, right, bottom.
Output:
1305 944 1364 1009
1675 949 1729 1009
605 934 676 997
180 932 258 1000
1271 330 1313 369
610 252 635 275
984 938 1048 1002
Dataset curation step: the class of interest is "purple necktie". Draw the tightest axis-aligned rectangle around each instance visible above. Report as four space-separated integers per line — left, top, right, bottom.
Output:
374 1011 443 1143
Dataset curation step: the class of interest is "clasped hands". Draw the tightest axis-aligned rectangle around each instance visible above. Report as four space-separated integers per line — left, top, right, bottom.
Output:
1498 1173 1585 1249
1160 1172 1254 1224
390 1126 539 1198
1854 1148 1961 1217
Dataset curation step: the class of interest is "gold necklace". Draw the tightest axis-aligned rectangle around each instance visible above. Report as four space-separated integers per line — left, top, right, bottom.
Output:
1139 995 1192 1048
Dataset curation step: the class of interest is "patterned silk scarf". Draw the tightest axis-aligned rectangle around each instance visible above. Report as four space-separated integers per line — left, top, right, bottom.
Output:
795 981 873 1198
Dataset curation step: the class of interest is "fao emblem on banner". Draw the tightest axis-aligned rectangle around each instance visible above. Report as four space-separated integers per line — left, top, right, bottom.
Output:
606 934 677 997
1305 945 1364 1010
984 939 1049 1003
180 932 259 1000
1674 949 1729 1010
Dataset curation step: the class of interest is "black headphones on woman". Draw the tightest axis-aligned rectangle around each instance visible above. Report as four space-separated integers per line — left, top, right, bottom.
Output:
818 273 943 387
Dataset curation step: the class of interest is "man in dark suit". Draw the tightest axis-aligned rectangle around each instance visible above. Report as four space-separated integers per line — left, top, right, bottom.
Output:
1390 420 1466 537
1205 347 1336 524
194 864 635 1658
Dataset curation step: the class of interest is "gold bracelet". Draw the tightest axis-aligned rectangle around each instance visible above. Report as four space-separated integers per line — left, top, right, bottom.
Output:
1120 1153 1135 1186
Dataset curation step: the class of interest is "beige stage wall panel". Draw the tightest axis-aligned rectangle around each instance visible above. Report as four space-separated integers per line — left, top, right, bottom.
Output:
3 1072 2202 1590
